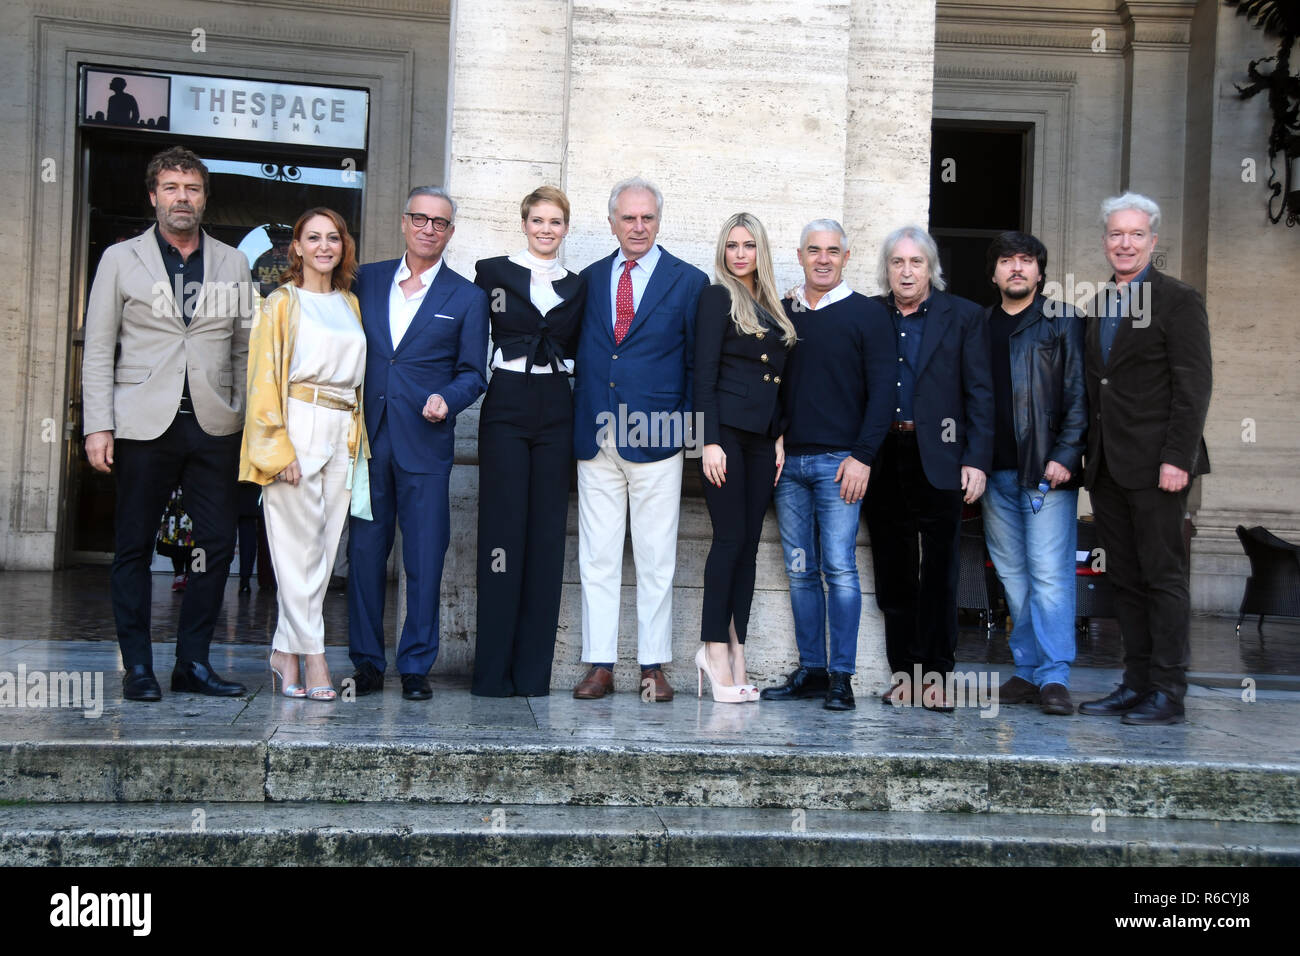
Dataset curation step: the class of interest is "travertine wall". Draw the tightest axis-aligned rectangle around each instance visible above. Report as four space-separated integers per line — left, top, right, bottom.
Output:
1189 2 1300 609
934 0 1300 612
446 0 937 688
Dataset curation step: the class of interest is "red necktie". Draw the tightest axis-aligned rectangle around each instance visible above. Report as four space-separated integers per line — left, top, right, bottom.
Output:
614 259 635 344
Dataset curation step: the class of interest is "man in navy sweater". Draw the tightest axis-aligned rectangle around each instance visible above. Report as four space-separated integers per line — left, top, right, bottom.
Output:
760 219 895 711
864 225 993 712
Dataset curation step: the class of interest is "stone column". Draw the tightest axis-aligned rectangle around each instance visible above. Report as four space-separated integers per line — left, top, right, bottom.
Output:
1118 0 1197 277
844 0 936 295
444 0 941 689
445 0 572 271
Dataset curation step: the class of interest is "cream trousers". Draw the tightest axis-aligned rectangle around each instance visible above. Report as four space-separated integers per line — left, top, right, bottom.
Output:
262 395 353 655
577 445 683 665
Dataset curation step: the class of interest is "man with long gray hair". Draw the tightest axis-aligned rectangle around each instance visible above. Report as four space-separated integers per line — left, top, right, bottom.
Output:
1077 193 1211 726
346 185 489 701
864 224 993 712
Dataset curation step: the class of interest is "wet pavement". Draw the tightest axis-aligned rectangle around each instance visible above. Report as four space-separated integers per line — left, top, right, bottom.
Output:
3 567 1296 870
2 565 1297 678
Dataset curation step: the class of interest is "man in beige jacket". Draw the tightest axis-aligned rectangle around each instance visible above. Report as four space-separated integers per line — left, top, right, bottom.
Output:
82 146 253 701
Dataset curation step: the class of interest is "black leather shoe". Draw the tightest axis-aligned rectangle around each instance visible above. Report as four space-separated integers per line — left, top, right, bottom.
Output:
823 672 856 711
1121 690 1185 726
171 660 247 697
1077 683 1146 716
401 673 432 701
238 579 252 594
122 665 162 702
346 661 385 696
760 666 829 701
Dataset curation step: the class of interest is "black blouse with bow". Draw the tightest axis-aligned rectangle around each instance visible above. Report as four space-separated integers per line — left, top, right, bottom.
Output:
473 256 587 373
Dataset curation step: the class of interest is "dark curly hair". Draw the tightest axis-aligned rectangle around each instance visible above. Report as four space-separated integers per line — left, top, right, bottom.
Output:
985 231 1048 292
145 145 210 197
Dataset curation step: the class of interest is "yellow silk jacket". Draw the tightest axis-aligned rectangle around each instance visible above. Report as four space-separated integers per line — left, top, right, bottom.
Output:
238 283 370 487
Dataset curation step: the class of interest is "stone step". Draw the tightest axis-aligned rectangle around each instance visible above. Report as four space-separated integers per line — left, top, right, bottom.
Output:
5 736 1296 824
1 802 1293 866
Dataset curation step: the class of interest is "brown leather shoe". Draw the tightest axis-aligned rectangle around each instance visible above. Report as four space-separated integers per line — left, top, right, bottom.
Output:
639 668 674 702
573 666 615 699
1039 682 1074 716
999 675 1040 705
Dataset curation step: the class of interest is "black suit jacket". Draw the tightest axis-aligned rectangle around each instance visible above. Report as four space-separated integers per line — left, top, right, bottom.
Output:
1084 267 1212 490
693 284 791 442
474 256 586 371
884 290 994 490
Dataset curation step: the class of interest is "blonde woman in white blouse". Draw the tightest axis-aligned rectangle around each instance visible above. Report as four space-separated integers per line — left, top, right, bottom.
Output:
239 208 369 702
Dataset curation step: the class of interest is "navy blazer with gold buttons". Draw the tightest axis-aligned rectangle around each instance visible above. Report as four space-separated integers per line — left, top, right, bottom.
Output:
694 283 792 444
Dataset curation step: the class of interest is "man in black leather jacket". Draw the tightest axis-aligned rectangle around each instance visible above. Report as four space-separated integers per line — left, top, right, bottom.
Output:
979 232 1087 716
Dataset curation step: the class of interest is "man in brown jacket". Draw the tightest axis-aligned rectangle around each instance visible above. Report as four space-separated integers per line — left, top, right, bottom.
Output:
82 146 253 701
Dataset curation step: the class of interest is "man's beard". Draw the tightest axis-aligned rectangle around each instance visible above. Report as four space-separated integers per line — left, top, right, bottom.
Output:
1002 281 1034 301
161 206 201 232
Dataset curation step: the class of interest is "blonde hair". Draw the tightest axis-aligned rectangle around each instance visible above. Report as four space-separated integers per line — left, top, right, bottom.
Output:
713 213 796 348
521 185 571 223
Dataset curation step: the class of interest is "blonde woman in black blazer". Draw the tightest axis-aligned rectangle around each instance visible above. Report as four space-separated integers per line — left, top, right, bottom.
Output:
693 212 798 702
472 187 587 696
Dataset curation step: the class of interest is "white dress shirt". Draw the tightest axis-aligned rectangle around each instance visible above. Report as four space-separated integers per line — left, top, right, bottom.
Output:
793 279 853 312
389 254 443 350
608 243 662 328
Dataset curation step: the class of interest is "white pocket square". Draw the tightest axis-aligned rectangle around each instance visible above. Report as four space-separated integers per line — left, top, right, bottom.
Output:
435 313 455 320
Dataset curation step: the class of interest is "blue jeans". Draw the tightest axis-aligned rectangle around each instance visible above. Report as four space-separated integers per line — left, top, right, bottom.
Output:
773 451 863 674
980 469 1077 688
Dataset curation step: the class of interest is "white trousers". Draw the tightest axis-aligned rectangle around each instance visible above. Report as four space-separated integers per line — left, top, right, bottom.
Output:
577 445 683 665
262 397 353 655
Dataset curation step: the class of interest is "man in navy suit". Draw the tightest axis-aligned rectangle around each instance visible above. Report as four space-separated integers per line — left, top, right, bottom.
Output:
570 177 709 701
346 186 489 700
863 225 993 711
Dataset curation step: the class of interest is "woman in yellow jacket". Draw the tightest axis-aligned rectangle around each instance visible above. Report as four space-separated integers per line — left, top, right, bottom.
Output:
240 207 370 701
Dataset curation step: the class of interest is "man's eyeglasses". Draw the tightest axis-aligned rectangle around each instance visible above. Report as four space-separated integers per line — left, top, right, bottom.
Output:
404 213 452 233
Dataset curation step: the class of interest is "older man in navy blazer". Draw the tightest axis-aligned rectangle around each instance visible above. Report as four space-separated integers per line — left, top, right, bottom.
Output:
570 177 709 701
864 225 994 711
346 186 489 701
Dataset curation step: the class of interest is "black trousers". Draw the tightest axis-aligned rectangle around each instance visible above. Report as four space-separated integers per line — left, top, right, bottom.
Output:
700 425 776 644
472 371 573 696
111 413 240 669
1089 457 1191 701
862 432 964 676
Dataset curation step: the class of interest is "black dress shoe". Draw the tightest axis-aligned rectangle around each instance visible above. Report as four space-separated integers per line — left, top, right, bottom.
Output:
1121 690 1185 726
401 673 432 701
824 672 856 711
345 661 385 696
1077 683 1146 716
760 666 829 701
122 665 162 702
238 579 252 594
171 660 247 697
